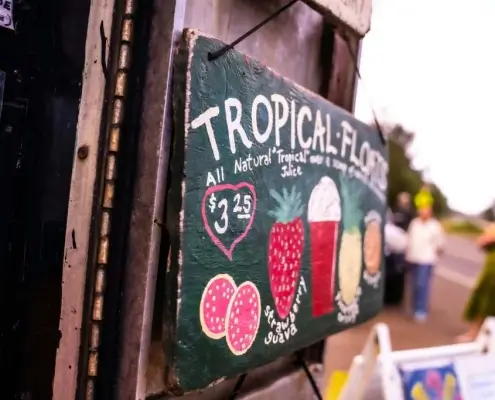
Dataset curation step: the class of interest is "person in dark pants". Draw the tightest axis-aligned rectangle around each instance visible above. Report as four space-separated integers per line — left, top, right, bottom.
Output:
384 208 408 305
393 192 414 232
393 192 414 270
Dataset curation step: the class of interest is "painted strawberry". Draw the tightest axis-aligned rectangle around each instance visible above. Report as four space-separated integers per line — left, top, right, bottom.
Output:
268 186 305 320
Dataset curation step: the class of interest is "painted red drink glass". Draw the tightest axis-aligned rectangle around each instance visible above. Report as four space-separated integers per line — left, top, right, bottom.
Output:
308 177 341 317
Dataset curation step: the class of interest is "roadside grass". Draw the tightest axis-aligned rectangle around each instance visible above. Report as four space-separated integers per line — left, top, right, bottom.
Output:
441 218 484 238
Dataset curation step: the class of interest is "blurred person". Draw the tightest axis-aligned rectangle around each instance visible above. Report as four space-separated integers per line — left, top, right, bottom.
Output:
385 221 408 254
384 208 408 305
405 204 445 322
393 192 414 274
387 207 394 224
393 192 414 231
457 224 495 342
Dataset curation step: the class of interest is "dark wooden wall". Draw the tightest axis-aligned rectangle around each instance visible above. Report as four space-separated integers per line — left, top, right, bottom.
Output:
184 0 325 92
0 0 91 398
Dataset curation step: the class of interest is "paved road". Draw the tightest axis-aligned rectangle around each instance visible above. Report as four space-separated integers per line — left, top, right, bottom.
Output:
324 234 483 376
435 235 483 288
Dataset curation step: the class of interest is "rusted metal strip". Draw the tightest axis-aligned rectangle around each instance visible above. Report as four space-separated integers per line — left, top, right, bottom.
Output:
85 0 138 399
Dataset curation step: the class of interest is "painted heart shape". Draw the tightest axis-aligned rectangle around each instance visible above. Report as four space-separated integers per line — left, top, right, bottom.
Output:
201 182 257 261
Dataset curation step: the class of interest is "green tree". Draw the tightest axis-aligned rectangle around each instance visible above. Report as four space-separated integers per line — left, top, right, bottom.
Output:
385 124 449 216
481 206 495 222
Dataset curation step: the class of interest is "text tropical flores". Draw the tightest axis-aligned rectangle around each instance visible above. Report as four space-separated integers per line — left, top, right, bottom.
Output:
190 94 388 192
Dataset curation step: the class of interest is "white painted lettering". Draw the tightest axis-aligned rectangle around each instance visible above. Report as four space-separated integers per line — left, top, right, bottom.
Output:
263 278 307 346
297 105 312 150
340 120 353 158
252 94 273 144
290 100 297 150
325 114 338 155
206 172 216 186
359 141 371 175
271 94 289 147
191 106 221 161
194 96 389 206
312 110 325 152
349 125 360 167
225 98 253 155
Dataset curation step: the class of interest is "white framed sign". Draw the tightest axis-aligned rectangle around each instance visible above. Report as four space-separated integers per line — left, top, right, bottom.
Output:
456 354 495 399
302 0 372 37
338 317 495 400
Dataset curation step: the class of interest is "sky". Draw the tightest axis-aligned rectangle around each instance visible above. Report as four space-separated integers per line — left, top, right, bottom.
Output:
354 0 495 215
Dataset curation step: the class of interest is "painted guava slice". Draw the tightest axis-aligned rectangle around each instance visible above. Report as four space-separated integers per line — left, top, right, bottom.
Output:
199 274 237 339
225 281 261 356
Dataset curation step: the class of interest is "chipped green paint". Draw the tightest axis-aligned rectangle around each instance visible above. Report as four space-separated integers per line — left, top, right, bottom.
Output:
165 29 388 393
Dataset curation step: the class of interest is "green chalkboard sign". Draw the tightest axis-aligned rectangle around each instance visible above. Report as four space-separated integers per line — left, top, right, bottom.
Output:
166 29 388 393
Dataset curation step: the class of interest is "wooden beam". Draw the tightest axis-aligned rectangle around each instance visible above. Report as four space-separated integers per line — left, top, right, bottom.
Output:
115 1 186 399
52 0 116 397
302 0 372 37
326 28 361 113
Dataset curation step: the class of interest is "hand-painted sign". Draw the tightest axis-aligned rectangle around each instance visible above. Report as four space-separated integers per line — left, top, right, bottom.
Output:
399 363 463 400
303 0 372 37
456 354 495 400
166 29 388 393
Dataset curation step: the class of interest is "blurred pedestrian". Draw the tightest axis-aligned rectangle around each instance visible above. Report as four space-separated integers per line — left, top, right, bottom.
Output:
384 208 408 305
393 192 414 273
457 223 495 342
405 204 445 322
385 211 408 255
393 192 414 231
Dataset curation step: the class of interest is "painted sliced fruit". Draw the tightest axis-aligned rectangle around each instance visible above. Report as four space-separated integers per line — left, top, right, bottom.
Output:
199 274 237 339
225 281 261 356
268 186 305 320
338 175 363 305
364 218 382 275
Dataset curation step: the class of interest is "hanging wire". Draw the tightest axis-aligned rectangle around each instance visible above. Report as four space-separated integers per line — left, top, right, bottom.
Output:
205 0 385 148
296 353 324 400
228 373 248 400
343 35 387 145
208 0 299 61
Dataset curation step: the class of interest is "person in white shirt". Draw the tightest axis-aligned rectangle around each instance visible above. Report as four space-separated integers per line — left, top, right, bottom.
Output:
405 205 445 322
